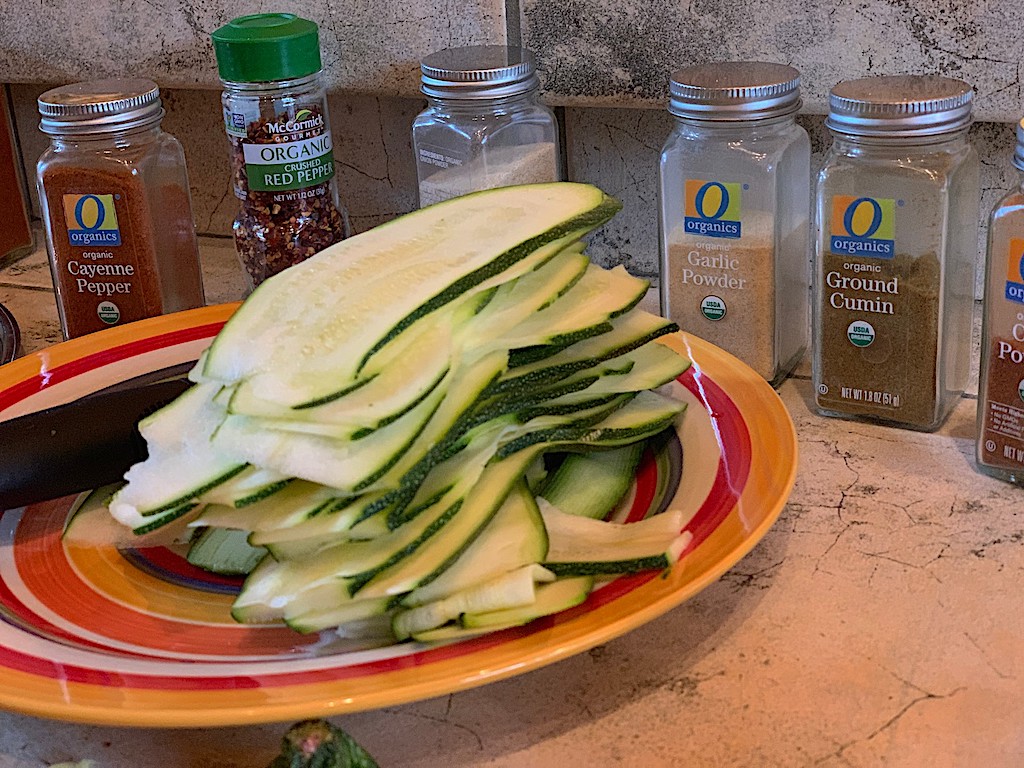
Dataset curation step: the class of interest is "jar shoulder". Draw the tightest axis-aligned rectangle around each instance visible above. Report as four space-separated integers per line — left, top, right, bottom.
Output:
662 121 808 164
37 132 187 186
989 185 1024 220
819 142 977 180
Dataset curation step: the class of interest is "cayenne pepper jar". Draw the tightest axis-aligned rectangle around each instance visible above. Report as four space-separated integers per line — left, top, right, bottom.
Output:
976 117 1024 485
36 79 205 339
211 13 349 289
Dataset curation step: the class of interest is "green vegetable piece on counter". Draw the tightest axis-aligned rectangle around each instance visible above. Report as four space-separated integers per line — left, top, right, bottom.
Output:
268 719 379 768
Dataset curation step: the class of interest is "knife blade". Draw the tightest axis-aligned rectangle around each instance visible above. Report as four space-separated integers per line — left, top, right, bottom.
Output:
0 377 192 509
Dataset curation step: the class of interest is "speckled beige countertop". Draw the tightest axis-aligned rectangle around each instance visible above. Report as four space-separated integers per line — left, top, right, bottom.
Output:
0 237 1022 768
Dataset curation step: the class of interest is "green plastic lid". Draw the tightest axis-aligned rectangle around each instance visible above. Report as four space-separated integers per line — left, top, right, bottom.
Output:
211 14 322 83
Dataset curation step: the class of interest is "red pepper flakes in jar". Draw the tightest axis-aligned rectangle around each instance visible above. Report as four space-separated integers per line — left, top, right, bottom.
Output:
212 13 350 289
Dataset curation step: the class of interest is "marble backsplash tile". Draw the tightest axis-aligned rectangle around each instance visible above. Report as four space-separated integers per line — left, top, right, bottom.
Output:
523 0 1024 121
0 0 505 99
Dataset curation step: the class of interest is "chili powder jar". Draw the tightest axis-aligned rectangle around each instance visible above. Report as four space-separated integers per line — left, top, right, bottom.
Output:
212 13 349 289
976 118 1024 485
813 75 979 431
658 62 810 385
36 79 205 339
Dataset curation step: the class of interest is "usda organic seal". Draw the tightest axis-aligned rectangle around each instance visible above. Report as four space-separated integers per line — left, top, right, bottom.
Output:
847 320 875 347
97 301 120 325
700 295 726 321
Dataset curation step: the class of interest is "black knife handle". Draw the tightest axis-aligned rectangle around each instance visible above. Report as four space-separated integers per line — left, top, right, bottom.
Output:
0 378 192 509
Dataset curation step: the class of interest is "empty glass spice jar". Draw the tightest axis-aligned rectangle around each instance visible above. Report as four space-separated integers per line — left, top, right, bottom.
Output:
813 75 979 431
36 79 205 339
976 117 1024 485
412 45 562 207
212 13 349 289
659 62 810 384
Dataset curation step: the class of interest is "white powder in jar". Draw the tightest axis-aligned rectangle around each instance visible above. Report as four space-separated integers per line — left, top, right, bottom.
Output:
418 142 558 206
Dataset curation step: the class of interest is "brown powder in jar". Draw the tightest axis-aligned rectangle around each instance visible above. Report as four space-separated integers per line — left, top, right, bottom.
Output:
979 335 1024 469
665 237 775 379
41 164 167 338
816 252 940 428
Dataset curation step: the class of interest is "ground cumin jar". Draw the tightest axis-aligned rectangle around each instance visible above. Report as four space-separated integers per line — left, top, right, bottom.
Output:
658 62 810 385
36 79 205 339
813 75 979 431
976 118 1024 485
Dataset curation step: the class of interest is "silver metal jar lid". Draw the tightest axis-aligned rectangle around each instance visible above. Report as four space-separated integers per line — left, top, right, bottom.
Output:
38 79 164 136
420 45 540 99
826 75 973 138
668 62 801 121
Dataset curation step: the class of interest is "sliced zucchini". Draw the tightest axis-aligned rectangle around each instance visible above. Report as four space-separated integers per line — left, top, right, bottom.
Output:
227 304 454 424
453 576 594 632
186 527 266 575
63 483 195 548
489 310 679 396
539 500 692 576
191 480 338 532
353 450 538 600
392 564 555 641
465 244 590 344
402 479 549 607
109 383 245 527
210 372 448 491
487 264 649 351
496 390 685 460
202 183 620 402
538 443 645 520
198 465 292 508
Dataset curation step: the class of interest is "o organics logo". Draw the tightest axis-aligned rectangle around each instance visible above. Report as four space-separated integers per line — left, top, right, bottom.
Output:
830 196 895 258
63 194 121 247
684 180 742 239
1005 238 1024 305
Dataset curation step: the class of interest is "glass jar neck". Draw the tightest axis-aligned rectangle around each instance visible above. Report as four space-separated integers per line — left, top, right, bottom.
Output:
671 112 797 135
220 71 324 95
49 123 162 151
829 128 970 157
424 88 541 116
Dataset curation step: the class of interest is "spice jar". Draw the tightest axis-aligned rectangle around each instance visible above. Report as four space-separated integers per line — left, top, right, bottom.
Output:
976 118 1024 484
36 79 205 340
813 75 979 431
658 62 810 385
211 13 349 289
412 45 562 207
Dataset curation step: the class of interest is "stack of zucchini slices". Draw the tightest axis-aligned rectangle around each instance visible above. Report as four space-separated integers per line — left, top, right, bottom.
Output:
97 183 692 642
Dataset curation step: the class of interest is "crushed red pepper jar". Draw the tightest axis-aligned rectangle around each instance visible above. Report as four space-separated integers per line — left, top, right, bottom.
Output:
212 13 350 290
